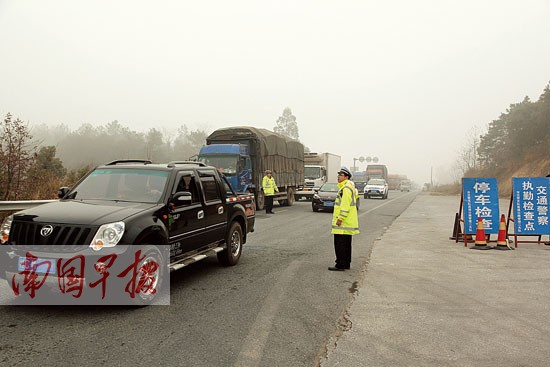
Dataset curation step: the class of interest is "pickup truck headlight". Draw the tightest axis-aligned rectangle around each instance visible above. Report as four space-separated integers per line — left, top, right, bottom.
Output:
90 222 125 251
0 215 13 244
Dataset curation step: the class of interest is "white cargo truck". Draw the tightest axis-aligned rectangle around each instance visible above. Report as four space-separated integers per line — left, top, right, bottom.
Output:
295 152 341 201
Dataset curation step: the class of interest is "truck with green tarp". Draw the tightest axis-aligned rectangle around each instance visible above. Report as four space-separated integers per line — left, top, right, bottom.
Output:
198 126 304 210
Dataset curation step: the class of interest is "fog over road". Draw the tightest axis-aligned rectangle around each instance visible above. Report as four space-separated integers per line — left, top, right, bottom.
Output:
1 191 417 367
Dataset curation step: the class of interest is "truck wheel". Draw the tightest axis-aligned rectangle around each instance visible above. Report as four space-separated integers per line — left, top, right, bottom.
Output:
256 191 265 211
132 244 164 307
285 188 295 206
218 222 243 266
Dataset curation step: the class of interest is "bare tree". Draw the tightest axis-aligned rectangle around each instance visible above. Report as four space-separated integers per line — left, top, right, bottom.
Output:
0 113 35 200
453 125 482 181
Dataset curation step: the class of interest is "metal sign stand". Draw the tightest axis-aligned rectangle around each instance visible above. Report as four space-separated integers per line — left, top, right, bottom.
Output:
507 191 550 248
452 190 476 246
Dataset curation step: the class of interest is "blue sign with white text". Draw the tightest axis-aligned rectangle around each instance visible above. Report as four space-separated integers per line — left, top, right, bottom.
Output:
462 178 500 234
512 177 550 235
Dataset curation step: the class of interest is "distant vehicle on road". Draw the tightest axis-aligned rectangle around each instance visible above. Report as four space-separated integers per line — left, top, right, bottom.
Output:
312 182 360 212
400 180 411 192
354 181 367 193
387 174 408 190
364 178 389 199
295 152 341 201
198 126 304 210
366 164 388 182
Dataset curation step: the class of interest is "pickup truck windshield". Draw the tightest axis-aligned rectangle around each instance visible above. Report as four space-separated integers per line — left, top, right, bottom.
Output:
69 168 169 203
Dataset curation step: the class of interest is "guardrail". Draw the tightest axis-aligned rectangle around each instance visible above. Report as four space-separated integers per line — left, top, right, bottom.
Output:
0 200 57 212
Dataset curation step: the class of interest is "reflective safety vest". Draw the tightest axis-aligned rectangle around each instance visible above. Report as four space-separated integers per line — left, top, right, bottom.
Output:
332 179 359 235
262 175 279 196
348 180 360 200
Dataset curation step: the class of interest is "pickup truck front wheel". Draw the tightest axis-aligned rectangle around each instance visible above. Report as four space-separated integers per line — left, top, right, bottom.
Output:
132 245 164 306
218 222 243 266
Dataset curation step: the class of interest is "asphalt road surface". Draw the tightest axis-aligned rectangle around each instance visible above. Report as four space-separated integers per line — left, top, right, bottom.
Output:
0 190 418 367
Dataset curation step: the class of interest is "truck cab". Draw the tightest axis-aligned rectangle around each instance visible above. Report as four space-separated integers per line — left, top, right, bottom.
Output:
197 144 252 193
295 152 340 201
296 164 327 200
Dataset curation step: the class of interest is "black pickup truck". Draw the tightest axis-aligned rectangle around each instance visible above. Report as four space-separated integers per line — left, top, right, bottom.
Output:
0 160 255 305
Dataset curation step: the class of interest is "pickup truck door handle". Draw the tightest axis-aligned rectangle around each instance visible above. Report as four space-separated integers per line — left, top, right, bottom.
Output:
198 210 204 220
218 206 224 215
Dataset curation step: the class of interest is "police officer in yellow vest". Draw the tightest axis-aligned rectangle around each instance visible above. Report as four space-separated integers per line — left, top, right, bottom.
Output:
262 169 279 214
329 166 359 271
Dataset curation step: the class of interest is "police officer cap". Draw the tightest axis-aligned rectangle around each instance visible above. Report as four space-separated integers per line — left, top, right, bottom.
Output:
338 166 352 178
265 169 272 174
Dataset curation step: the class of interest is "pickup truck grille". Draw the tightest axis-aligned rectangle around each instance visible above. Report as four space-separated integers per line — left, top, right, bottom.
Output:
305 182 315 188
9 221 97 252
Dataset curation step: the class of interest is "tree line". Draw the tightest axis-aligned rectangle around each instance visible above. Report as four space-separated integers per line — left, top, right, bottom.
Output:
0 116 210 200
452 82 550 182
477 83 550 170
0 107 301 201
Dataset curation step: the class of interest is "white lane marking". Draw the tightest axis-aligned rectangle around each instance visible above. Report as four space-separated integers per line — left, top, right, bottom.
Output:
359 195 401 216
234 260 300 367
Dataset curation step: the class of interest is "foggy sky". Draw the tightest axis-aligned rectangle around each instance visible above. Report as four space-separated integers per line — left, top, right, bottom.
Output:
1 0 549 185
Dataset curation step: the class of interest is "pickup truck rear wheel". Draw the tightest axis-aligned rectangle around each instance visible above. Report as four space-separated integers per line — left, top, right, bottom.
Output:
218 222 243 266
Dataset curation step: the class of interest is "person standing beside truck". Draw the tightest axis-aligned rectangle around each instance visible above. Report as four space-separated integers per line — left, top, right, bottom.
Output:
262 169 279 214
329 166 359 271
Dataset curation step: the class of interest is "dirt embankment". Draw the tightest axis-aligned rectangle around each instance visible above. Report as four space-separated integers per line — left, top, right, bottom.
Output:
434 154 550 198
494 155 550 197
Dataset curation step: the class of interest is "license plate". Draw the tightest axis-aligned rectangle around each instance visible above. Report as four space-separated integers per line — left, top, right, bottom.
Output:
323 202 334 207
18 257 57 275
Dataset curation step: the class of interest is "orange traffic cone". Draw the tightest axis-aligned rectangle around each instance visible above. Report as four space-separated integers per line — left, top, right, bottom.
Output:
494 214 511 250
472 217 490 250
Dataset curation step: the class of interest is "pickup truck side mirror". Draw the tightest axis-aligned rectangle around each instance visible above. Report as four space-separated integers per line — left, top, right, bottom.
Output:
171 191 193 206
58 187 70 199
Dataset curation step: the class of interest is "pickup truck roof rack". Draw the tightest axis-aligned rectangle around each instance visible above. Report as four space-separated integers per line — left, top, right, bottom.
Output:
106 159 153 165
166 161 206 168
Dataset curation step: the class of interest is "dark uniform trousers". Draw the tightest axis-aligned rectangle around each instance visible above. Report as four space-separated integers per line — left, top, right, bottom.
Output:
265 195 274 213
334 234 352 269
